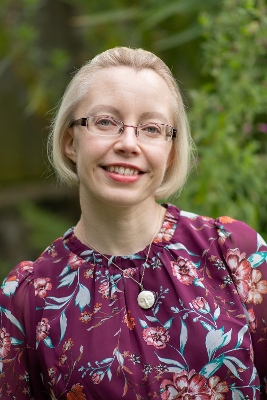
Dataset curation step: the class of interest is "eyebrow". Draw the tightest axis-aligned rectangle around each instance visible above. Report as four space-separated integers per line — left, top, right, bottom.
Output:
86 105 169 124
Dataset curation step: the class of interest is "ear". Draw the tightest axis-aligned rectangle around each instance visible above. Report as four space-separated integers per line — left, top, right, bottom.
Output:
64 128 77 163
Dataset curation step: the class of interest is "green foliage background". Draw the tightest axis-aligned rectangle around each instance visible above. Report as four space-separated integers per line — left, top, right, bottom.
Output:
0 0 266 282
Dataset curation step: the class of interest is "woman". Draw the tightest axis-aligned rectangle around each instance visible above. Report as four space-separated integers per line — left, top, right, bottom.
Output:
0 47 266 399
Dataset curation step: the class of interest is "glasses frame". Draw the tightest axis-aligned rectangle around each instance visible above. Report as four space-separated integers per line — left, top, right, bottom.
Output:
70 116 177 142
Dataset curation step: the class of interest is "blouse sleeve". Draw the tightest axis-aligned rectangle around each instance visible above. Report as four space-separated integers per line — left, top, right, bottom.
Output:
0 262 48 399
215 217 267 398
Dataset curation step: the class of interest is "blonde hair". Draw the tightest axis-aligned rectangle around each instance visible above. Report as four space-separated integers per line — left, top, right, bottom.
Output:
48 47 194 199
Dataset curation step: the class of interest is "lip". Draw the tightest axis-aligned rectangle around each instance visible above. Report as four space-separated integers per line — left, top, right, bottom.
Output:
101 163 143 173
100 163 144 183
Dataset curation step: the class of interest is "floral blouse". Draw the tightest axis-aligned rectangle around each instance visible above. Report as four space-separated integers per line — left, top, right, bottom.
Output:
0 204 267 399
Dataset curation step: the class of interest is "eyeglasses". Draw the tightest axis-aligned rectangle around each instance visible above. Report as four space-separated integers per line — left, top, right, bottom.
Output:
70 115 177 142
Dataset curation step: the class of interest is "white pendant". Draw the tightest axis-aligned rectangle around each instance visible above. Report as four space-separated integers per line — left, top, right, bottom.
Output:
137 290 155 309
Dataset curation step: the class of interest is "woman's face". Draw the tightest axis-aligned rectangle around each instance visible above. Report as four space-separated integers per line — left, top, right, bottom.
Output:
64 66 174 209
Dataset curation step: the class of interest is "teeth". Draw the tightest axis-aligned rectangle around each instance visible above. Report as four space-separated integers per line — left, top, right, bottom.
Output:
106 166 139 175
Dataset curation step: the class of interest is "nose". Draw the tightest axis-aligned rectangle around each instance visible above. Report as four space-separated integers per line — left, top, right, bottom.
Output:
113 125 141 156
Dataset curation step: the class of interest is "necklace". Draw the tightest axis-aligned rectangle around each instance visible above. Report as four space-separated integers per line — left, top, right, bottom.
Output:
78 214 161 310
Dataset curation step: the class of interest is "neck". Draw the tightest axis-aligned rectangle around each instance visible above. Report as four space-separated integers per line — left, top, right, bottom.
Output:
75 197 165 256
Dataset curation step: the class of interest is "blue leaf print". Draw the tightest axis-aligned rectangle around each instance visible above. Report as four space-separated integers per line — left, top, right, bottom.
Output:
257 232 267 250
201 321 214 331
99 358 114 365
75 283 90 311
223 359 241 379
235 325 248 349
247 251 267 268
59 311 67 344
205 327 232 360
139 318 149 329
146 316 159 322
193 278 205 289
166 243 199 257
10 337 23 345
46 294 73 304
43 336 54 348
114 348 124 365
58 271 78 288
180 319 187 356
58 265 70 277
107 368 112 381
213 306 220 321
180 210 198 218
164 317 174 330
155 353 185 370
230 389 246 400
0 307 25 336
80 250 94 257
200 355 224 378
224 356 247 371
1 278 19 297
249 366 258 385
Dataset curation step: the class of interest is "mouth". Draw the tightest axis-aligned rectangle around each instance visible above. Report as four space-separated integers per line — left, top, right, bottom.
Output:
103 166 143 176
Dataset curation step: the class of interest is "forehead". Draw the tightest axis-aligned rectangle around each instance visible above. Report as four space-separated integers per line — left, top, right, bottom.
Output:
76 66 174 122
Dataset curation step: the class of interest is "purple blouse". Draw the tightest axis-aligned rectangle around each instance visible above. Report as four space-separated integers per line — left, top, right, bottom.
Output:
1 204 267 399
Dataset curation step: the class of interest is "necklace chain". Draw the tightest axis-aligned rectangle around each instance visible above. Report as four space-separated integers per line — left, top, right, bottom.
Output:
78 212 161 291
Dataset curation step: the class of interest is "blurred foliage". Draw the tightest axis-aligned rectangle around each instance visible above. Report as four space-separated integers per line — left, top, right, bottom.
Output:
0 0 266 281
177 0 267 239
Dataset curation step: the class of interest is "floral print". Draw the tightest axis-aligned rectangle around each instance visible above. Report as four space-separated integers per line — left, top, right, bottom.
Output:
0 204 266 399
171 256 198 285
247 269 267 304
34 277 52 298
0 327 11 358
142 326 170 349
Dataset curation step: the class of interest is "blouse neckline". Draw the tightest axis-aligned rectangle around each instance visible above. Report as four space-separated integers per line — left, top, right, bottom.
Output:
63 203 180 265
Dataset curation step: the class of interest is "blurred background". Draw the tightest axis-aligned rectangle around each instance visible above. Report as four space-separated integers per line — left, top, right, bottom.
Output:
0 0 267 283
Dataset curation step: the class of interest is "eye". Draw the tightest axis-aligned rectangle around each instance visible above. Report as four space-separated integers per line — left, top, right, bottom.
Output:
95 116 118 129
141 123 162 135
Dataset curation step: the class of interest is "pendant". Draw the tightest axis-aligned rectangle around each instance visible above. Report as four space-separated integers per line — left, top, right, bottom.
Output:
137 290 155 309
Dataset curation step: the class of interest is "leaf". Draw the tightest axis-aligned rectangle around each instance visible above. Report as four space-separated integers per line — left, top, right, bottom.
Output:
114 349 124 365
80 250 94 257
107 368 112 381
249 366 258 385
164 317 174 330
180 319 188 356
0 307 25 336
58 271 77 288
223 359 241 379
205 327 232 360
247 252 267 268
235 325 248 349
257 233 267 250
43 336 54 348
75 284 91 311
46 294 73 304
201 321 214 331
166 242 199 256
200 355 224 378
58 265 70 277
99 358 114 365
224 356 247 370
59 312 67 344
155 353 185 369
193 278 205 288
230 389 246 400
138 318 148 329
145 316 159 322
10 337 23 345
213 306 220 321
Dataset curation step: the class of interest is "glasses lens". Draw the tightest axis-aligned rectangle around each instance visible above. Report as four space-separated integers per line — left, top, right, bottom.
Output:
87 116 122 136
138 124 170 142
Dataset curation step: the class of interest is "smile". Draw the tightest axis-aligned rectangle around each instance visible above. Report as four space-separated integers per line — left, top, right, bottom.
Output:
105 166 140 176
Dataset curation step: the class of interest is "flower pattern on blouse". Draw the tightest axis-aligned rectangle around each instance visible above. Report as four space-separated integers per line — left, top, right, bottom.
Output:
0 204 267 399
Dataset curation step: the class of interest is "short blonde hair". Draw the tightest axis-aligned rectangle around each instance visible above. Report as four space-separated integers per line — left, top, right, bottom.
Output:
48 47 194 199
